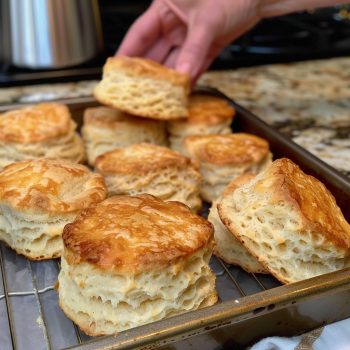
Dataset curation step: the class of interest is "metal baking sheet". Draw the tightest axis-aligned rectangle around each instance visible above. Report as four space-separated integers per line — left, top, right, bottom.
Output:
0 87 349 350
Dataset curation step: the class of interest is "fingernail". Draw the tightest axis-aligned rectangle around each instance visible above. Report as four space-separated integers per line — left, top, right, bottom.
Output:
177 62 191 75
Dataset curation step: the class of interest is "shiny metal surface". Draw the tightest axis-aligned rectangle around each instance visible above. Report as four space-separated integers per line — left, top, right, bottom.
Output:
0 0 103 69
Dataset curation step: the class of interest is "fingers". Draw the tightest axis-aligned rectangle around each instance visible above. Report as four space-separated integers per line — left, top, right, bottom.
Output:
143 2 186 63
163 47 181 68
190 44 224 87
144 37 173 63
116 5 161 57
175 24 215 78
117 0 187 65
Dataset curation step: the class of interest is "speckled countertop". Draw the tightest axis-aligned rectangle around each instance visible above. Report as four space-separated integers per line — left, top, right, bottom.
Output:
198 57 350 177
1 56 350 176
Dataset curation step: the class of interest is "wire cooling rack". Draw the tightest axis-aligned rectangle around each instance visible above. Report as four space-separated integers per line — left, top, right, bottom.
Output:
0 220 282 350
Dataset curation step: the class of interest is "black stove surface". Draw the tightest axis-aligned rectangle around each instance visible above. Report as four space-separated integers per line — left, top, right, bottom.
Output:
1 4 350 87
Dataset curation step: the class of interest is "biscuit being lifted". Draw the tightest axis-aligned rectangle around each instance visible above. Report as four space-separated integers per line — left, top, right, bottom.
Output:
183 133 273 202
209 174 267 274
95 143 202 213
218 158 350 284
57 194 217 336
93 57 190 120
167 94 236 153
0 103 86 170
82 106 168 166
0 158 107 260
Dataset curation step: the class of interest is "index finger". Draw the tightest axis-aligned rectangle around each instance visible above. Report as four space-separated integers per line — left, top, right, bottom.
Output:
116 6 161 57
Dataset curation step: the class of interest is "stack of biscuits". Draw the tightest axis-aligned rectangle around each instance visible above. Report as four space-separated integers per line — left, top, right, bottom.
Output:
56 57 219 335
89 56 271 209
3 55 349 339
87 57 206 212
0 57 220 337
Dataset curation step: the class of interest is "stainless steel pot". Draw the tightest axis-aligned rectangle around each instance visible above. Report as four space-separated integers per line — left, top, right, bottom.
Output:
0 0 104 69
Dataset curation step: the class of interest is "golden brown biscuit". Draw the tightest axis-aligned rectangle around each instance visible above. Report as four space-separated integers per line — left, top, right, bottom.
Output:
0 158 107 260
167 95 236 153
186 95 236 125
0 103 70 143
209 174 267 273
93 57 190 120
82 106 168 166
183 133 273 202
218 158 350 284
57 194 217 336
95 143 202 213
0 103 86 170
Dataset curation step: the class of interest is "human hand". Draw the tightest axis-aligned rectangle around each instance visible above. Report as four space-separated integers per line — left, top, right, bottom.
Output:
117 0 261 81
116 0 344 82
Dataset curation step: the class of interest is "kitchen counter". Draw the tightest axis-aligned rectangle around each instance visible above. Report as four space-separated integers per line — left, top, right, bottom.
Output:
198 57 350 177
1 56 349 176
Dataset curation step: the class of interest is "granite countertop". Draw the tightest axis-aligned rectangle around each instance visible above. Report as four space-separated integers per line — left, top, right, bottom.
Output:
198 57 350 177
1 56 349 176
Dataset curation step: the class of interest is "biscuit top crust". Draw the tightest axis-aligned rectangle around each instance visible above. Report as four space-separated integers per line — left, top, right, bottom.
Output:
63 194 214 272
95 143 200 174
0 158 107 214
84 106 162 128
0 103 71 143
172 95 236 125
104 56 190 88
223 174 257 198
183 133 270 165
252 158 350 249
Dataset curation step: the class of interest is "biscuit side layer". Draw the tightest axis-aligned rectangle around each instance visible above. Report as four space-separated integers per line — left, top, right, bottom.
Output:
209 196 267 273
0 121 86 171
58 245 217 336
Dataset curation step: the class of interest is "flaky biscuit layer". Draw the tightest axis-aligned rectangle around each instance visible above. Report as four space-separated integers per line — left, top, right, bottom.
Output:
0 158 107 260
183 134 273 202
58 194 217 336
95 144 202 213
58 246 217 336
82 107 167 166
219 158 350 284
167 95 235 153
0 120 86 171
93 57 190 120
208 174 267 273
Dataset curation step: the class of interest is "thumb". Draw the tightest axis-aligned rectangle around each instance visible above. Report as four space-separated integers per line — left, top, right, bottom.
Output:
175 24 215 78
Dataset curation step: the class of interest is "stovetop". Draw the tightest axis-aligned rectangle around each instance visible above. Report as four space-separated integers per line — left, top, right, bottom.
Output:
2 4 350 87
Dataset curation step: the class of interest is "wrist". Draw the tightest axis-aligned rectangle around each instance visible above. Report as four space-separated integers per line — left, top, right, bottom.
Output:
257 0 341 19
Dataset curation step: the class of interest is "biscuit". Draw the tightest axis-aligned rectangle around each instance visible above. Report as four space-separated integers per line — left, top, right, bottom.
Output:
0 158 107 260
183 133 273 202
167 94 236 153
93 57 190 120
209 174 267 273
218 158 350 284
82 106 168 166
95 143 202 213
57 194 217 336
0 103 86 170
